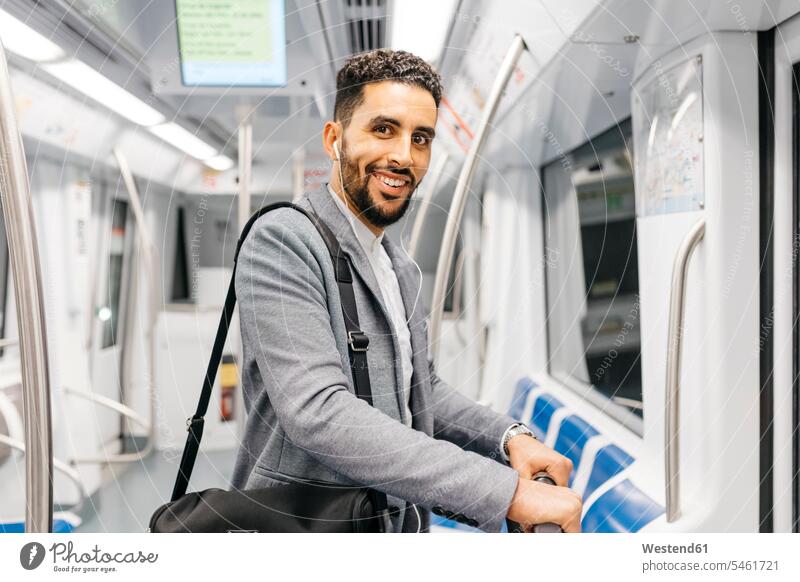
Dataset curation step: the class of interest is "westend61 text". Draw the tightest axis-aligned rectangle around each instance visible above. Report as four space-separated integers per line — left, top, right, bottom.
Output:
642 543 709 554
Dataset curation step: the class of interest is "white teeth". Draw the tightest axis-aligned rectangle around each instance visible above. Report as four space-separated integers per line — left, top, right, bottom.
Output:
378 175 404 188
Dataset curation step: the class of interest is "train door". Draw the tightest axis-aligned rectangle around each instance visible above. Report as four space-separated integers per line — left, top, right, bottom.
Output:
630 33 761 532
89 179 133 453
516 31 762 533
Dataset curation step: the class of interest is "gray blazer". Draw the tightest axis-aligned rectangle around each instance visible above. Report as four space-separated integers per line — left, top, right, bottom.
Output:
230 186 520 532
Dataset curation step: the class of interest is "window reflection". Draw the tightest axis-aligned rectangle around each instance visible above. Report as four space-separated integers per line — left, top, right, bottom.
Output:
543 121 643 424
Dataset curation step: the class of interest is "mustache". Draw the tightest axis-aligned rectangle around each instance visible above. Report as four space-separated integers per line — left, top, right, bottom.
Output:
365 165 415 184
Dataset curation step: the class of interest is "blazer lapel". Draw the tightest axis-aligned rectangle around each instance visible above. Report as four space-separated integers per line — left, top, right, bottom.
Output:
305 187 410 422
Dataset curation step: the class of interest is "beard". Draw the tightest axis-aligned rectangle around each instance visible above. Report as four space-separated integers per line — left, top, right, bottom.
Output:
338 149 416 228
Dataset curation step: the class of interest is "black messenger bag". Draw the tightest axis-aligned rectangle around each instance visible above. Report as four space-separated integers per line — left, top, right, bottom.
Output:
149 202 392 533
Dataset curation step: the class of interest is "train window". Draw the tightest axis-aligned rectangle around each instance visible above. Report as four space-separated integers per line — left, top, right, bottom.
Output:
100 199 129 349
443 238 464 316
542 120 643 428
171 207 191 302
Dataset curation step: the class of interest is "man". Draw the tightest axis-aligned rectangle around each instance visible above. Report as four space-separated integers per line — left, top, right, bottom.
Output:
231 49 582 533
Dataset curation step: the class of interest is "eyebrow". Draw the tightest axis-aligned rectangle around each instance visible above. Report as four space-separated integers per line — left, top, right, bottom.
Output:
367 115 436 139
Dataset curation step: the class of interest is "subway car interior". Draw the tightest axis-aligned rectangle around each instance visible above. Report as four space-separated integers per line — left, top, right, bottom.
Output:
0 0 798 534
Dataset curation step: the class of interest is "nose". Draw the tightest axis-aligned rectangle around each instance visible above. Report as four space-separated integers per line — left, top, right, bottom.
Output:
387 135 414 169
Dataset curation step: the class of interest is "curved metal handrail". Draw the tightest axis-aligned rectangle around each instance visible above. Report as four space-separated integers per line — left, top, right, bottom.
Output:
64 148 159 465
428 34 527 360
0 434 87 516
62 386 149 430
0 40 54 532
664 218 705 522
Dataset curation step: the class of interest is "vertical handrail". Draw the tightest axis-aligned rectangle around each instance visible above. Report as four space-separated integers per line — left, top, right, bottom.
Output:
237 122 253 231
0 40 54 532
67 148 158 464
428 34 526 360
665 218 705 522
407 151 449 260
235 119 253 433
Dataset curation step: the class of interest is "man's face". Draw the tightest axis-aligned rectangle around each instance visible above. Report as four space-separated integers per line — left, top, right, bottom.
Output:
336 81 437 228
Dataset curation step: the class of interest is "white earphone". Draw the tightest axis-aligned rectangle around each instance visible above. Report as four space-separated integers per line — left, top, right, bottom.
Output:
333 139 341 162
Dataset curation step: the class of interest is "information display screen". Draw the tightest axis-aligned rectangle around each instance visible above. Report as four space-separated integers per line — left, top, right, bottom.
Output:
175 0 287 87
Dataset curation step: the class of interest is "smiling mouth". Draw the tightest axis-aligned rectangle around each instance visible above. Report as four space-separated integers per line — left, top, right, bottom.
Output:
371 172 411 198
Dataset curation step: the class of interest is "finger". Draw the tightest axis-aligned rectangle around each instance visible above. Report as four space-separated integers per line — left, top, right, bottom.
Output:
516 465 533 481
549 457 573 487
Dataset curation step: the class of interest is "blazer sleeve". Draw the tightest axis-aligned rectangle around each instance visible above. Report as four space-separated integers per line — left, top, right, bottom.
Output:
236 211 519 532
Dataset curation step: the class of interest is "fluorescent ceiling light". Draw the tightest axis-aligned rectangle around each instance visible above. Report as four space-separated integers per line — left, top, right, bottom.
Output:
148 122 217 160
43 59 165 126
0 9 65 62
203 155 234 171
391 0 457 63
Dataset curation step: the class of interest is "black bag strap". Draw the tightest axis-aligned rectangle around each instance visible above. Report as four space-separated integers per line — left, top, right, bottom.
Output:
169 202 391 530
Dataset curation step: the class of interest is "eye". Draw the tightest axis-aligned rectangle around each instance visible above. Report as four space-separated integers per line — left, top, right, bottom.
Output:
374 125 390 135
412 134 431 146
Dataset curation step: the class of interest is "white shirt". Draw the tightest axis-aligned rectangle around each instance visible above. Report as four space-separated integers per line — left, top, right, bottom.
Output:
327 186 414 426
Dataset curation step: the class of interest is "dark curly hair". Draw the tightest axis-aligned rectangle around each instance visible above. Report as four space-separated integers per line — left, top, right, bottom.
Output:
334 49 443 126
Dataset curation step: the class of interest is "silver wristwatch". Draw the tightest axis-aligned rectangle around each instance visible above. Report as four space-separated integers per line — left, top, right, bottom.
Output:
501 422 535 462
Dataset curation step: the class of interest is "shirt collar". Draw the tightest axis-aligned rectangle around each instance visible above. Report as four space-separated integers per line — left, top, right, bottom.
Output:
327 184 385 256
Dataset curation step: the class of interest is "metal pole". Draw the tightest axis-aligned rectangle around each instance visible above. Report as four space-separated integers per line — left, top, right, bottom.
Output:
0 40 53 532
664 219 705 522
235 114 253 436
407 151 449 261
428 34 526 360
237 122 253 231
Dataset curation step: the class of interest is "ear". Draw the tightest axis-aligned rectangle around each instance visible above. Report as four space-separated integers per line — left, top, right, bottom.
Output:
322 121 340 162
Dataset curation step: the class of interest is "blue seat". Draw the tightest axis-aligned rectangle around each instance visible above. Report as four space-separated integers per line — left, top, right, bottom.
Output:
581 479 664 533
507 378 537 421
429 513 483 532
553 415 600 485
529 393 564 440
584 444 635 500
1 519 75 533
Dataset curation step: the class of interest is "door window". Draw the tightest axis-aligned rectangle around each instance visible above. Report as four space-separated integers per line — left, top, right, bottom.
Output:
542 121 643 427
